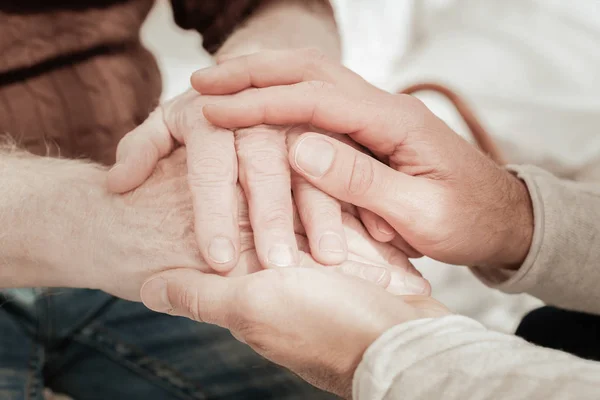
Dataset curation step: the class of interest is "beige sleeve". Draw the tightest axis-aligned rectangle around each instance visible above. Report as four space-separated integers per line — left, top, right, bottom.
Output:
353 316 600 400
471 164 600 314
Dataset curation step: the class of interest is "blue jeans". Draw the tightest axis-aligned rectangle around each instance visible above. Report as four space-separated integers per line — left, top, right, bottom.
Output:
0 288 337 400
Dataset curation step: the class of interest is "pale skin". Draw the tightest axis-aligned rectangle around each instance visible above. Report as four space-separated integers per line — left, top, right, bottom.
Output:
0 144 429 301
107 0 399 273
140 49 536 398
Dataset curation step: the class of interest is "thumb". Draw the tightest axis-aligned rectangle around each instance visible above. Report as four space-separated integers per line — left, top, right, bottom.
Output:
140 269 236 327
288 133 416 228
107 109 175 193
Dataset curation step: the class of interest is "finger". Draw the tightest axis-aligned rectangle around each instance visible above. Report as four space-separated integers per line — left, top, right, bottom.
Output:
295 252 419 294
357 208 396 243
341 213 430 296
236 126 298 268
288 132 416 228
192 48 366 95
140 269 237 326
185 121 240 273
107 108 175 193
214 53 236 64
332 263 391 288
387 261 431 296
391 235 423 259
292 172 347 265
202 82 425 156
330 260 429 296
401 295 451 317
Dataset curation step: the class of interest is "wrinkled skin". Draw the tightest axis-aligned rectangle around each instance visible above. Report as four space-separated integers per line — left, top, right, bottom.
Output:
101 147 429 301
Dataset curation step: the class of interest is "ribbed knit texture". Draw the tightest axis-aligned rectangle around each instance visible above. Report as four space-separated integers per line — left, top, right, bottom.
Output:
0 0 260 164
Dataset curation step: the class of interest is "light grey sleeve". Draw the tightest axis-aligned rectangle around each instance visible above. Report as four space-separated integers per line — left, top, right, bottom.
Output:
353 316 600 400
472 164 600 314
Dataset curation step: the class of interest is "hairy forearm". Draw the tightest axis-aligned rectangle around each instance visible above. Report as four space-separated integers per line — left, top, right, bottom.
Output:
217 0 340 59
0 147 117 288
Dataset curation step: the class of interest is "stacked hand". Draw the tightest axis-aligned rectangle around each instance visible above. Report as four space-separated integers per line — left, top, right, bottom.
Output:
107 88 397 272
101 147 429 302
190 49 535 270
137 49 534 398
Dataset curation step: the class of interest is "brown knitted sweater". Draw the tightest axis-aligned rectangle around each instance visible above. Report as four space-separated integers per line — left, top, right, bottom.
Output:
0 0 261 164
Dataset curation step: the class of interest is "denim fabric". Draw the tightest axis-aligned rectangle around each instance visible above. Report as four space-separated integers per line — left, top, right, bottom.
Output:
0 289 338 400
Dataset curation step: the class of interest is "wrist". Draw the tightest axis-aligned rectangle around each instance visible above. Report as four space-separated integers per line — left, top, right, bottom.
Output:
487 171 534 270
338 312 406 398
217 0 340 60
0 154 114 289
339 326 382 399
48 166 117 289
89 191 205 299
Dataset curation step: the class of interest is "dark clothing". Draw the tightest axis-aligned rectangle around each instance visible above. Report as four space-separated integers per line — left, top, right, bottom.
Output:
517 306 600 362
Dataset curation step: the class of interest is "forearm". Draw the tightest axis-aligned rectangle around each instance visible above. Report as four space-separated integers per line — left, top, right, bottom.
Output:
354 316 600 400
217 0 340 59
0 147 116 289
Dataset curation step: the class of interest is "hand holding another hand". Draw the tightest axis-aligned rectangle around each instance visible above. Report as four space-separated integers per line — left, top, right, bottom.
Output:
141 266 448 399
106 89 355 272
100 148 429 302
192 49 535 270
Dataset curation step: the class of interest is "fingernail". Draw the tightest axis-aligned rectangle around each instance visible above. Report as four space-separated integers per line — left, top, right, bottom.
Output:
376 219 396 235
362 266 389 285
208 237 235 264
294 136 335 178
389 272 429 295
192 66 213 79
109 162 124 174
140 278 172 312
404 274 430 295
267 244 296 267
319 232 345 253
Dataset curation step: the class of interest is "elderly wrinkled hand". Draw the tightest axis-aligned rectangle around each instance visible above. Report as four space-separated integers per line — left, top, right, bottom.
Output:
106 88 357 273
108 147 429 301
191 48 535 270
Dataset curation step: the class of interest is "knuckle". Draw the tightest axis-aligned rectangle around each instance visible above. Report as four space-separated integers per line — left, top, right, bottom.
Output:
390 94 431 131
187 155 234 187
258 207 294 230
394 93 424 108
393 93 429 115
173 105 209 135
234 124 277 140
196 209 233 226
175 285 203 322
240 148 289 183
300 200 341 225
347 153 375 197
